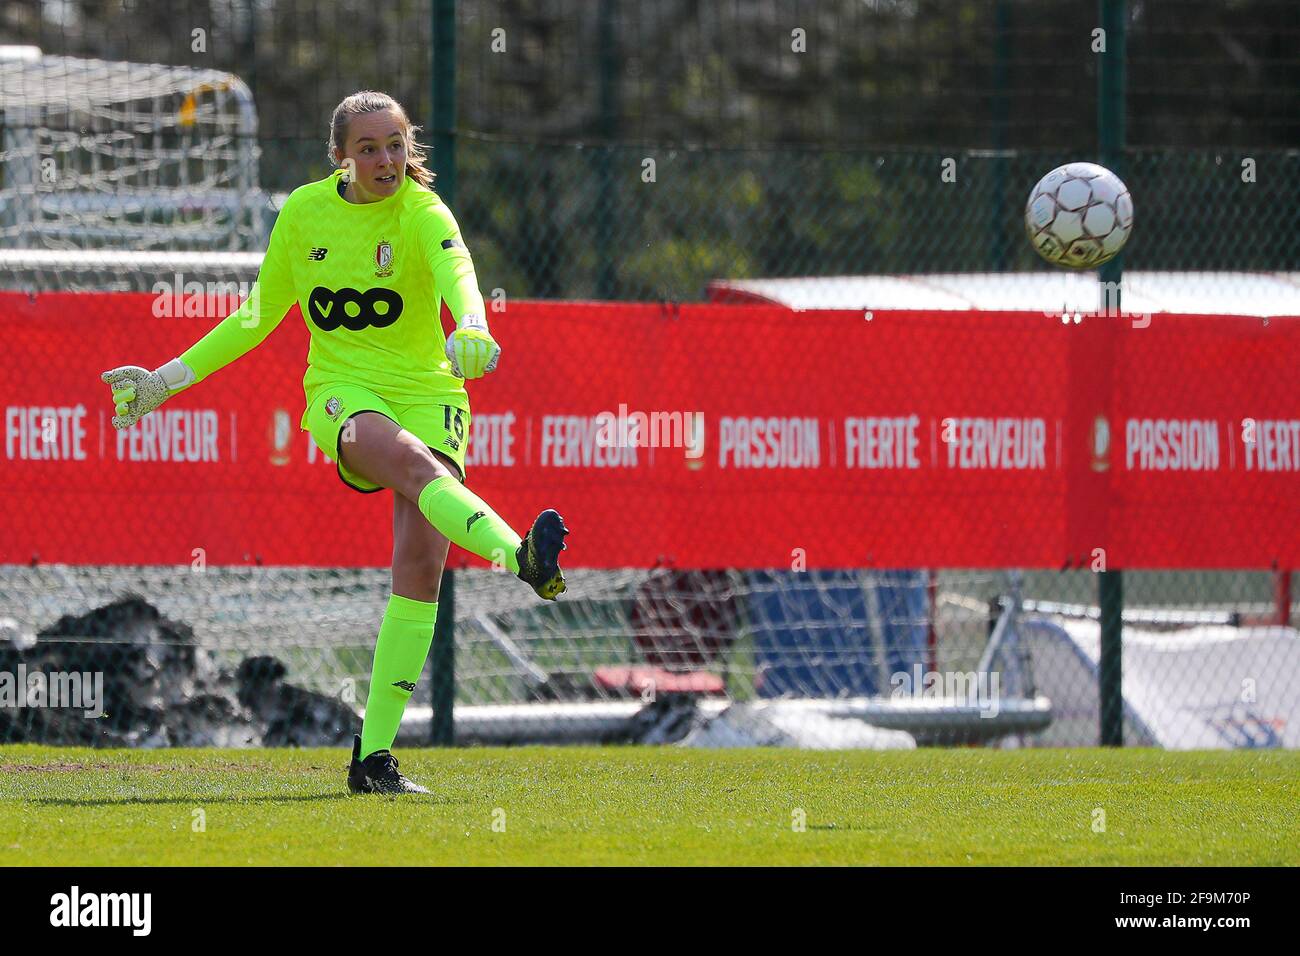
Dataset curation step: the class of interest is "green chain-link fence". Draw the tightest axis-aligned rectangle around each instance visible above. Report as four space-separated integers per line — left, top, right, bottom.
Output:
453 143 1300 300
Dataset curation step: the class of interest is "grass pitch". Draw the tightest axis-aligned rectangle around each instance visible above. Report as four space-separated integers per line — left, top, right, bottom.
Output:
0 746 1295 865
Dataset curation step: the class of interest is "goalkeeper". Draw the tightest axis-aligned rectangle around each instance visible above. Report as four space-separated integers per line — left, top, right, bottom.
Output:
101 91 569 796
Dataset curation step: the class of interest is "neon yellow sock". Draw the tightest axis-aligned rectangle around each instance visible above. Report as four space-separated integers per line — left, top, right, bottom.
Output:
416 476 522 574
359 593 438 760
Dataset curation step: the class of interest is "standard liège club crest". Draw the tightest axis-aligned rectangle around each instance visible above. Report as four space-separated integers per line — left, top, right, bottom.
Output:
1091 415 1110 472
375 238 394 278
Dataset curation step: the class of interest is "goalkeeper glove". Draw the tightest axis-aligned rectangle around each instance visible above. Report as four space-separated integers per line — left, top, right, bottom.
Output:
444 314 500 380
101 358 195 430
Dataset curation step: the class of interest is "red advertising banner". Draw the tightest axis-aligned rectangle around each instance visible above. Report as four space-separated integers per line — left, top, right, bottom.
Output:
3 292 1298 569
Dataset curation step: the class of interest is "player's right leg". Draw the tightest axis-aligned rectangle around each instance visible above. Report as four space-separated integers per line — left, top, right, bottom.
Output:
331 406 569 599
345 492 448 795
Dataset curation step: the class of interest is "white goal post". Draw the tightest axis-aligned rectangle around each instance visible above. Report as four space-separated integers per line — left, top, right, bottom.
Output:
0 46 271 252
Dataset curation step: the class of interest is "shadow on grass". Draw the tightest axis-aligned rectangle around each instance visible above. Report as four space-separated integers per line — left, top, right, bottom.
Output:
808 823 879 831
21 792 466 807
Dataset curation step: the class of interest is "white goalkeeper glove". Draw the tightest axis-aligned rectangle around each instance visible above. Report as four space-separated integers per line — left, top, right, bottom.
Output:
444 314 500 380
101 359 195 430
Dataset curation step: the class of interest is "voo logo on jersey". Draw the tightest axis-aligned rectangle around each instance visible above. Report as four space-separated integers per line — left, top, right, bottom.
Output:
307 286 403 331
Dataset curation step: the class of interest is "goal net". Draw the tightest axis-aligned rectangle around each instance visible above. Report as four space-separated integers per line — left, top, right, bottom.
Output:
0 46 269 255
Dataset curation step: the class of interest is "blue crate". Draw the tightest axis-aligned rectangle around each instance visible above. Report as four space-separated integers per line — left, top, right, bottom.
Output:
748 570 929 698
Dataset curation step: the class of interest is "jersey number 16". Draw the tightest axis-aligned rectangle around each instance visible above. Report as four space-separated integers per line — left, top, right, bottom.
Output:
442 405 465 441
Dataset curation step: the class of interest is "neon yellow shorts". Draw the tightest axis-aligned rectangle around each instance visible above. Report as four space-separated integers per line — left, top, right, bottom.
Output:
301 383 470 493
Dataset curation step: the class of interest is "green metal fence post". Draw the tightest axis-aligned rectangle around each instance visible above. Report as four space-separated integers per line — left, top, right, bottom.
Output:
430 0 457 747
1098 0 1127 747
431 559 455 746
990 0 1011 271
595 0 620 299
1098 569 1124 746
432 0 458 207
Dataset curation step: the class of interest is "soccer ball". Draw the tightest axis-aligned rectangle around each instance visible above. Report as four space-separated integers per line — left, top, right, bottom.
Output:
1025 162 1133 269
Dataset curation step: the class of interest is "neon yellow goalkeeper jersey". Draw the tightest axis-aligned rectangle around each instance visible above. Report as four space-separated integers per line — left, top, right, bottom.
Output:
179 169 484 411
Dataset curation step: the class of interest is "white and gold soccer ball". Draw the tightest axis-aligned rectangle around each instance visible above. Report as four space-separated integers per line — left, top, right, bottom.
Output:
1025 162 1133 269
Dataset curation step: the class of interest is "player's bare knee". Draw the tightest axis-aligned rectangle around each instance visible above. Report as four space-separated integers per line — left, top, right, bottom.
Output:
399 443 451 500
393 552 442 602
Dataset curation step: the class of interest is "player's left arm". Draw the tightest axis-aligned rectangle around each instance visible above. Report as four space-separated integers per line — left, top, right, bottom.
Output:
101 195 299 429
422 204 498 380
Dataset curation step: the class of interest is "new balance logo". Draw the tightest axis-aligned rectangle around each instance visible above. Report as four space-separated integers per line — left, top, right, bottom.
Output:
308 247 329 261
392 680 417 692
467 511 486 532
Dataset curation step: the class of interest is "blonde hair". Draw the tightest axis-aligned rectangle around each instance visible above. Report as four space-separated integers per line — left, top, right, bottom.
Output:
327 90 435 189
